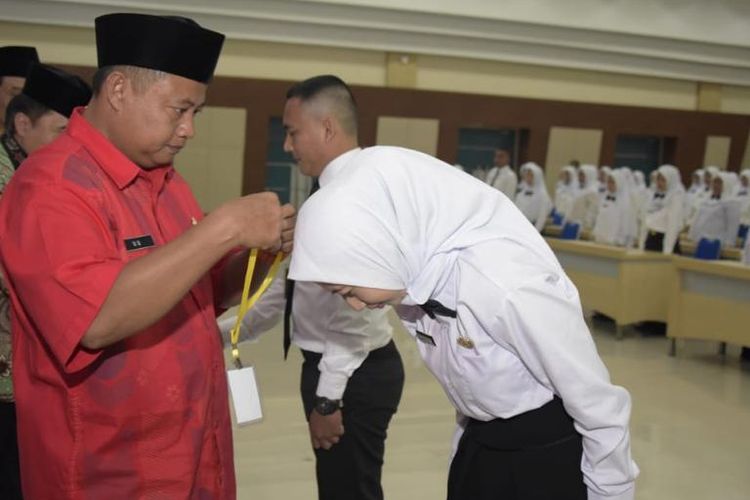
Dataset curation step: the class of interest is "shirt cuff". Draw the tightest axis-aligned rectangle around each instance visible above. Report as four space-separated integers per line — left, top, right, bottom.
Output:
315 370 349 400
588 485 635 500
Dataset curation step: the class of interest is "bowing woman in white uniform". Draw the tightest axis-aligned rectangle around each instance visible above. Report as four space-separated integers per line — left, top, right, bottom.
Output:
639 164 685 254
514 162 553 232
592 170 637 247
689 171 742 248
290 139 639 500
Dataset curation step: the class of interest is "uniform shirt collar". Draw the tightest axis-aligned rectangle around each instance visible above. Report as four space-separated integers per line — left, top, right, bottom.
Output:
66 107 174 191
319 148 361 187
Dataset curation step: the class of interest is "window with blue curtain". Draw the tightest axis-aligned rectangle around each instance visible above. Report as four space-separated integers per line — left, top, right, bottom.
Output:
266 117 294 204
456 128 516 176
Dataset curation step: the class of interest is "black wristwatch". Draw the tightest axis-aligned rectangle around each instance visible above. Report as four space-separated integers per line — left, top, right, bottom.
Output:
313 396 342 416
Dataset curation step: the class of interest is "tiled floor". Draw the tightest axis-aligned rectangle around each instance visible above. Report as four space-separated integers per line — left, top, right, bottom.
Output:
227 313 750 500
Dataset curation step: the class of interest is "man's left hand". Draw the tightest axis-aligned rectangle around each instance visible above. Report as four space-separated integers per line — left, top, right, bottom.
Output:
308 409 344 450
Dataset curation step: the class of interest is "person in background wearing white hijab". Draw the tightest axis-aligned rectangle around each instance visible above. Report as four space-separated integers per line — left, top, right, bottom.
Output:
568 164 600 232
684 168 705 225
593 170 637 247
288 76 639 500
639 164 685 254
485 148 517 200
514 162 553 232
597 165 612 202
688 172 742 248
737 169 750 228
554 165 578 220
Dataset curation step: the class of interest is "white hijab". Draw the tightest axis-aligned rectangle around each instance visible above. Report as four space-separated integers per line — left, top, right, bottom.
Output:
289 146 560 304
579 165 599 195
554 165 579 217
738 170 750 197
593 170 636 247
515 162 553 231
688 169 705 194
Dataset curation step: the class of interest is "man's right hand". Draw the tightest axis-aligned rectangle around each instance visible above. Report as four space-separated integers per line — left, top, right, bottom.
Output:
209 192 285 250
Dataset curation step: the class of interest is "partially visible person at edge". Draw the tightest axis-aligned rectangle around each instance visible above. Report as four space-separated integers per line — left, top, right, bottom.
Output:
0 61 91 500
0 13 294 499
0 46 40 151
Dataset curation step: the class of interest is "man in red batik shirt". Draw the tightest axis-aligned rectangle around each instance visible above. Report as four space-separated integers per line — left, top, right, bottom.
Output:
0 13 295 499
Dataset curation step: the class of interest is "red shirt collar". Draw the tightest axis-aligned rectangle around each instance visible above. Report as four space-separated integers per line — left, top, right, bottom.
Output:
66 107 174 191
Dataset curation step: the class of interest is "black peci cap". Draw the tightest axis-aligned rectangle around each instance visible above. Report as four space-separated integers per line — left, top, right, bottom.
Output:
0 46 40 78
23 63 92 117
95 13 225 83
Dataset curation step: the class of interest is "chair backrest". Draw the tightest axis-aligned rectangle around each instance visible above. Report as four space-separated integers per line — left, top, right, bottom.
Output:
552 212 564 225
694 238 721 260
560 222 580 240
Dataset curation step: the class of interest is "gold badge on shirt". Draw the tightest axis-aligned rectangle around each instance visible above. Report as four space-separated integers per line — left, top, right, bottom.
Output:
457 336 475 349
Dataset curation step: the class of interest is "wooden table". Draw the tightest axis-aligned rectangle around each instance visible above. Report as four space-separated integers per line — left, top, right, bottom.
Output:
546 238 674 338
667 256 750 355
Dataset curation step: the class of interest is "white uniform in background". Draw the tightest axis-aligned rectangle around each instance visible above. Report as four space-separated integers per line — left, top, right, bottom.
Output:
554 165 579 219
289 144 639 500
597 165 612 202
472 166 488 182
684 168 705 225
694 166 721 211
737 169 750 226
689 172 742 248
568 164 600 231
453 163 466 172
515 162 553 232
485 163 518 200
639 164 685 254
593 169 637 247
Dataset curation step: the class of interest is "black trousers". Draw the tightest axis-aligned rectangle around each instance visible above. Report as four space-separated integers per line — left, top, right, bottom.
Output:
644 230 681 254
301 340 404 500
0 401 22 500
447 397 587 500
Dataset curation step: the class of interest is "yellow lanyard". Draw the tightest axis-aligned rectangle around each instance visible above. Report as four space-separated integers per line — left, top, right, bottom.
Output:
230 249 284 369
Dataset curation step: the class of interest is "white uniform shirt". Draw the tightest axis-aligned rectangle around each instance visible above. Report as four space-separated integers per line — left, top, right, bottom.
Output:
485 164 518 200
689 198 741 247
592 172 636 247
569 165 600 231
394 241 637 500
514 162 552 232
639 165 685 254
737 170 750 225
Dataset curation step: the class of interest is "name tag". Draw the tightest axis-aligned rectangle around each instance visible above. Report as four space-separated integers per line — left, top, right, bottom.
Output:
416 330 436 346
227 366 263 426
124 235 155 252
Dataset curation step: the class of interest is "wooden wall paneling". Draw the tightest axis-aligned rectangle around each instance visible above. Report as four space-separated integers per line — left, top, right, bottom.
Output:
60 65 750 195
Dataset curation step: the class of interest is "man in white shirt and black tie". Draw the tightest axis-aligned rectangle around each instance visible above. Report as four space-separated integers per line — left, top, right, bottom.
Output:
484 148 517 200
225 75 405 500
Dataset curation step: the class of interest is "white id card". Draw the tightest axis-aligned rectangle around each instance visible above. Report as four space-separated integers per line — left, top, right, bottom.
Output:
227 366 263 425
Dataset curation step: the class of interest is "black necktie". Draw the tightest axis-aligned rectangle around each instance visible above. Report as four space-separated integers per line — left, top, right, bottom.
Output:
524 190 534 196
283 177 320 359
419 299 457 319
606 195 616 202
